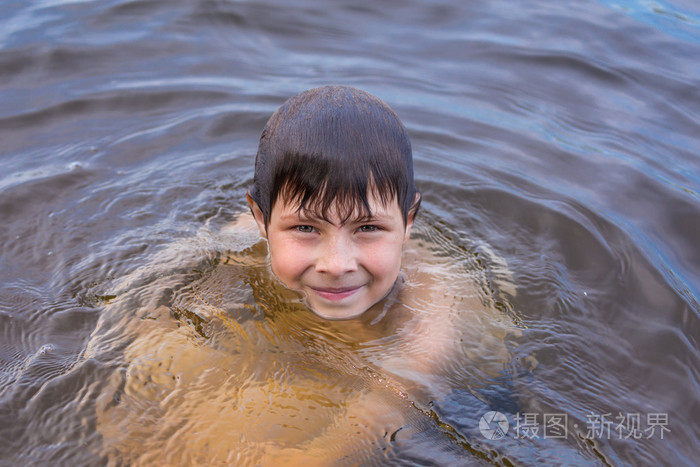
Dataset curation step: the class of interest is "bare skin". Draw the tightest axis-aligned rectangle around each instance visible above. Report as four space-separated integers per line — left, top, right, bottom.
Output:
94 210 520 465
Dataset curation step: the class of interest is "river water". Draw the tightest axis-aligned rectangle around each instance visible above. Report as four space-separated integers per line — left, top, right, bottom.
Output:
1 0 699 465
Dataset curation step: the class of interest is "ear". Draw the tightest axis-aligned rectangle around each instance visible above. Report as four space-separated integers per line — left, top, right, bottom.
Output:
403 192 421 244
246 193 268 238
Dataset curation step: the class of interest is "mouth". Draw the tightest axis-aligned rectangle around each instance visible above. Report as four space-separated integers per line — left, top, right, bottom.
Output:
309 286 362 302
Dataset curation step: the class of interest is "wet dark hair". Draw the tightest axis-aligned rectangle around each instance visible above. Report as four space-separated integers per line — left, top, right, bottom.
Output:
249 85 420 227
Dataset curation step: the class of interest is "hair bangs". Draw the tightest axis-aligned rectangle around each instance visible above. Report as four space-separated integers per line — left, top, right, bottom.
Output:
272 153 400 225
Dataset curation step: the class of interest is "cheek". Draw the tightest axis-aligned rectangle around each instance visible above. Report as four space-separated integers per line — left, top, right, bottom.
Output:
268 240 309 285
364 240 404 280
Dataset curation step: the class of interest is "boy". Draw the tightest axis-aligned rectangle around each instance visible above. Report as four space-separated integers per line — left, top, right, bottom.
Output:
97 86 517 464
234 85 507 383
245 85 422 322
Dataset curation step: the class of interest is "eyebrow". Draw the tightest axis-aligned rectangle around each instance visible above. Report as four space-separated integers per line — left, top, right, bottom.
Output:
282 210 383 226
277 211 324 223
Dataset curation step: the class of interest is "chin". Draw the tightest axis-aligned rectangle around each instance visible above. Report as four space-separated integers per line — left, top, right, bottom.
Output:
308 305 368 321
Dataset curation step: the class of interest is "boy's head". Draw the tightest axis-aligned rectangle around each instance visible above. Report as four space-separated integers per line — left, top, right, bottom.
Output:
247 85 421 320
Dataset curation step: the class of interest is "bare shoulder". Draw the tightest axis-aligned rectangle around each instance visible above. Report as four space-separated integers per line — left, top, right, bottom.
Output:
377 234 521 387
220 210 260 237
387 239 479 368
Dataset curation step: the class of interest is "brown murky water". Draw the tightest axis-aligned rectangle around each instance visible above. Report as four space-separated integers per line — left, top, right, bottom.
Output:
1 0 699 465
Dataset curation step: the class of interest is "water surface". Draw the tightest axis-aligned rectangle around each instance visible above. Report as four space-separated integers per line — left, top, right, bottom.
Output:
1 0 699 465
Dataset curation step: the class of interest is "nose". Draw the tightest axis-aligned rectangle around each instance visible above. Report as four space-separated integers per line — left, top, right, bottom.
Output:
315 233 358 276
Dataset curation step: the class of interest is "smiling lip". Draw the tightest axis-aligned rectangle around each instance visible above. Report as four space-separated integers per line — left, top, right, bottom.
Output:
310 286 361 301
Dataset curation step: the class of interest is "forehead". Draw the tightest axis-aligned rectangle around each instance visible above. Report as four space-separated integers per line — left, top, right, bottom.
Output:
273 190 401 222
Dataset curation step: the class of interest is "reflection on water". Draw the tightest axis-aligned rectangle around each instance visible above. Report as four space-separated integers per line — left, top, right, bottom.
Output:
1 0 699 465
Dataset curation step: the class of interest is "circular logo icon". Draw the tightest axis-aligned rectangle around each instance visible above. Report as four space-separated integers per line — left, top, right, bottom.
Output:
479 411 509 440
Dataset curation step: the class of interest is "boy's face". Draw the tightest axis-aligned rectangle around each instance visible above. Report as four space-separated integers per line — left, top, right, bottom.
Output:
248 192 414 320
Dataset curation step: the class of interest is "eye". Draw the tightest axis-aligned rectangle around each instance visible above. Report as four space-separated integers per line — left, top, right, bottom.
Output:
358 225 378 233
295 225 315 233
